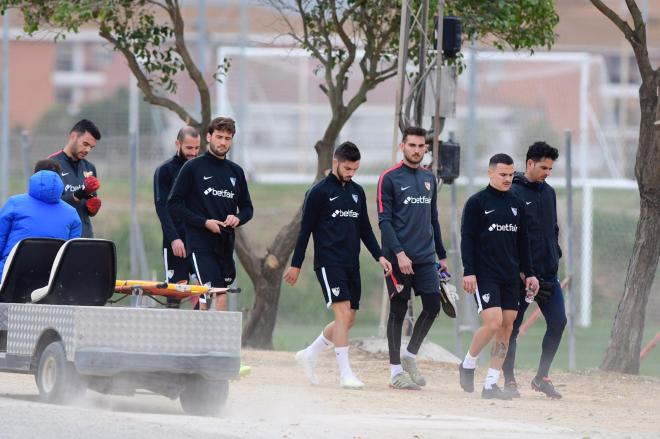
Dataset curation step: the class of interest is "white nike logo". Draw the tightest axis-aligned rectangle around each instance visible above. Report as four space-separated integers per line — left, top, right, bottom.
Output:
401 186 411 191
329 196 339 201
203 176 212 180
61 173 69 176
485 210 495 215
526 201 532 205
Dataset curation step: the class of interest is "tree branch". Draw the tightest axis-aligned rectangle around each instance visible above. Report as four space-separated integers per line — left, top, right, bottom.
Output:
329 0 357 93
144 0 169 12
590 0 654 80
374 63 399 83
589 0 635 41
294 0 328 65
329 0 356 52
625 0 645 31
235 229 261 281
269 206 303 263
165 0 211 128
99 28 199 126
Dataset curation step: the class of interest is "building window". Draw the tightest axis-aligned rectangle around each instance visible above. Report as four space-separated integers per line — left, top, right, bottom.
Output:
55 87 73 105
55 44 74 71
88 44 115 71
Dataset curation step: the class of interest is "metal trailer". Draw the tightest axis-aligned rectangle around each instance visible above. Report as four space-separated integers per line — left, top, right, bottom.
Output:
0 303 241 416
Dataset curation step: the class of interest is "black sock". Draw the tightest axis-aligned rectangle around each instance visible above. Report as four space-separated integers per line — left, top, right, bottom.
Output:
387 296 408 365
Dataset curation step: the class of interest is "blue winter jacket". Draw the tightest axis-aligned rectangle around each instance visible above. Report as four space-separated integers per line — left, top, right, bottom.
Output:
0 171 82 280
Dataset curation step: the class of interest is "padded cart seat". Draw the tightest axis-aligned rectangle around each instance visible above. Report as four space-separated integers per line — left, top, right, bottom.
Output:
0 238 65 303
31 238 116 306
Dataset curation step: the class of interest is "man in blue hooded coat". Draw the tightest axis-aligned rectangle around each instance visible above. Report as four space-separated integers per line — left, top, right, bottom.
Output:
0 170 82 280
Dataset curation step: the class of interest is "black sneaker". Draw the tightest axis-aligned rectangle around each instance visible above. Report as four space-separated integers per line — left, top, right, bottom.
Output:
458 363 475 393
531 377 562 399
482 384 513 400
504 380 521 398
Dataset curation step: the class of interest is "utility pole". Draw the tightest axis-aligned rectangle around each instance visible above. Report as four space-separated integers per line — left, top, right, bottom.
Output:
379 1 460 340
1 10 10 203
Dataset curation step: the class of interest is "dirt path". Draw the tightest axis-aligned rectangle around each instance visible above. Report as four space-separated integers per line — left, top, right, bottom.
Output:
0 349 659 438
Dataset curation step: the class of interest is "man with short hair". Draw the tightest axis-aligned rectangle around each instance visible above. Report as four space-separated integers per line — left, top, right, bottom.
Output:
502 141 566 399
459 153 538 400
49 119 102 238
377 126 450 390
168 117 253 311
154 126 201 308
33 159 62 174
284 142 392 389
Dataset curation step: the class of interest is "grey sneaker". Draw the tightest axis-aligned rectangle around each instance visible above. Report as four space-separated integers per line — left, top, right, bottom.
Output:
401 356 426 387
295 350 319 385
390 372 421 390
482 384 512 400
504 379 521 398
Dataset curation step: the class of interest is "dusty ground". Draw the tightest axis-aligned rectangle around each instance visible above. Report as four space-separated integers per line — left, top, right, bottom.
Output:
1 349 659 439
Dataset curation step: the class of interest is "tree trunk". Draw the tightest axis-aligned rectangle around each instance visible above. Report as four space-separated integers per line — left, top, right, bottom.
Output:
241 270 285 349
238 114 350 348
237 211 302 348
601 199 660 373
601 72 660 373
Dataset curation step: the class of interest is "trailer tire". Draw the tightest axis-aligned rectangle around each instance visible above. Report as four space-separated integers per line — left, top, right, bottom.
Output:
35 341 86 403
179 375 228 416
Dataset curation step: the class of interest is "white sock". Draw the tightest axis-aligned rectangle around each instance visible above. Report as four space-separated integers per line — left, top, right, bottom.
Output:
403 349 416 359
305 332 333 359
390 364 404 377
335 346 353 378
462 352 478 369
484 368 500 390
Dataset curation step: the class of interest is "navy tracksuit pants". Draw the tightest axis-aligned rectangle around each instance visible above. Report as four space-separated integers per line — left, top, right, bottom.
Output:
503 276 567 381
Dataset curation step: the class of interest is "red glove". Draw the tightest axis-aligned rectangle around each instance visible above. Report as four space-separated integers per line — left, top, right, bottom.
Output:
84 176 100 195
86 197 102 216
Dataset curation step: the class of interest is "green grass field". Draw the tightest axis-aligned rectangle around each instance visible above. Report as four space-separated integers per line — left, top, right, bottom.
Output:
10 175 655 376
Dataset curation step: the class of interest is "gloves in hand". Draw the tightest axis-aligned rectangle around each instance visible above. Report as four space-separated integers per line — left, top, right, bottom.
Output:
86 196 102 216
535 281 554 305
73 176 101 200
435 262 452 282
83 176 100 195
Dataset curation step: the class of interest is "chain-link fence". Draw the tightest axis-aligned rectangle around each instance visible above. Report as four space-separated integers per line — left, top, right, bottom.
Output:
1 41 658 372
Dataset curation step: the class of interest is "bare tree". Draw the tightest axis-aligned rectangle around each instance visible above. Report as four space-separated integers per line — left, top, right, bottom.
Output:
590 0 660 374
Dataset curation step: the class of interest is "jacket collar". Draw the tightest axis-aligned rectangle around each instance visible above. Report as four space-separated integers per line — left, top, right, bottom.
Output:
173 153 186 165
486 184 508 196
513 171 544 192
327 172 346 188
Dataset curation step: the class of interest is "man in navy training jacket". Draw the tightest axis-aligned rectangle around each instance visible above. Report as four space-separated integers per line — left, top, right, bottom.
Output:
48 119 102 238
284 141 392 389
377 126 450 390
153 126 201 308
502 141 565 399
459 153 539 400
168 117 253 311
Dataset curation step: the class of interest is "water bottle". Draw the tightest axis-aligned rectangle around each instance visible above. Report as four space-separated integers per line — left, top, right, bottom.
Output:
524 287 535 304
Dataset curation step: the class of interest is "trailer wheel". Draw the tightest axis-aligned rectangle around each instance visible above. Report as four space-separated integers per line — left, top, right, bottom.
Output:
35 341 86 403
179 375 228 416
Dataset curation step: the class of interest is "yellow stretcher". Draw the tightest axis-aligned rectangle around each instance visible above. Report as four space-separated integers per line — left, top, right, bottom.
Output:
114 280 240 301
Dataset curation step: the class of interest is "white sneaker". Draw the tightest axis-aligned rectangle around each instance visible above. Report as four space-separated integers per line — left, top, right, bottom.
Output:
340 374 364 389
295 350 319 385
440 282 459 318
